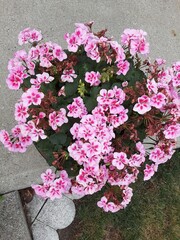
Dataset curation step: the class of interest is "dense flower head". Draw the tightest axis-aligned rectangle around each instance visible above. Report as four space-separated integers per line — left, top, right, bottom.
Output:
1 22 179 213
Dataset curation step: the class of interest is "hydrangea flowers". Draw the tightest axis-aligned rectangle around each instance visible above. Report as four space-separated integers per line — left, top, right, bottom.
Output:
0 23 180 213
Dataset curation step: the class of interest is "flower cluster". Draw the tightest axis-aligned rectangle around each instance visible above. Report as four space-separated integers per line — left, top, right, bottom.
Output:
0 22 179 213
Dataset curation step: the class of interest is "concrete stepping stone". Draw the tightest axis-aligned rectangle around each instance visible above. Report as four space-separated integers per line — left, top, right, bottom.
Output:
27 194 76 239
32 220 59 240
0 191 32 240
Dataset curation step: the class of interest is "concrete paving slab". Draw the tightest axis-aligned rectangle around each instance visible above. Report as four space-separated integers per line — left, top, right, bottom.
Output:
0 0 180 194
0 191 32 240
0 145 49 194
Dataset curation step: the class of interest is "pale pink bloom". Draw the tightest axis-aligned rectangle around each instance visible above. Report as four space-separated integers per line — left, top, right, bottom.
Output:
39 56 52 68
49 109 68 130
147 79 158 94
30 128 47 142
21 87 44 106
121 28 149 55
136 141 146 155
46 186 62 200
64 33 79 52
31 184 48 198
97 89 114 105
10 141 27 153
31 72 54 86
0 130 11 144
149 147 164 163
26 60 35 75
41 169 56 183
78 124 96 140
15 102 29 123
121 187 133 207
110 40 125 62
129 154 145 167
155 58 166 66
85 71 101 86
52 44 67 61
19 135 33 147
173 61 180 72
11 125 22 137
67 97 87 118
28 46 40 60
144 164 156 181
112 152 128 170
83 140 102 157
97 196 108 211
6 73 23 90
116 60 130 75
133 95 151 114
164 124 180 139
61 69 77 83
150 92 166 109
172 74 180 87
18 28 42 45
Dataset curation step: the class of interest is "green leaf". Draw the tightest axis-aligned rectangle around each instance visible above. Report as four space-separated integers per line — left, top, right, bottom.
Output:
65 81 78 96
84 96 97 112
49 132 67 145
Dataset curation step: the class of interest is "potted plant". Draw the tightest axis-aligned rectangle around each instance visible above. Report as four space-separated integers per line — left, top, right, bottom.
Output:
0 22 179 212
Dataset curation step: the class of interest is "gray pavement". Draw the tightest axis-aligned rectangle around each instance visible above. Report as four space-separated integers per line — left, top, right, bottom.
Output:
0 191 32 240
0 0 180 239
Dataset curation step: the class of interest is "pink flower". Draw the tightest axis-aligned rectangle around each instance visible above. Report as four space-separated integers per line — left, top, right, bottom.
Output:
112 152 128 170
31 72 54 87
61 69 77 83
41 169 56 183
21 87 44 106
18 28 42 45
116 60 130 75
144 164 156 181
121 29 149 55
52 44 67 61
85 71 101 86
15 102 29 123
150 92 166 109
64 33 79 52
31 184 48 198
147 79 158 94
67 97 87 118
46 186 62 200
6 73 23 90
133 95 151 114
164 124 180 139
49 108 68 130
84 140 102 157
